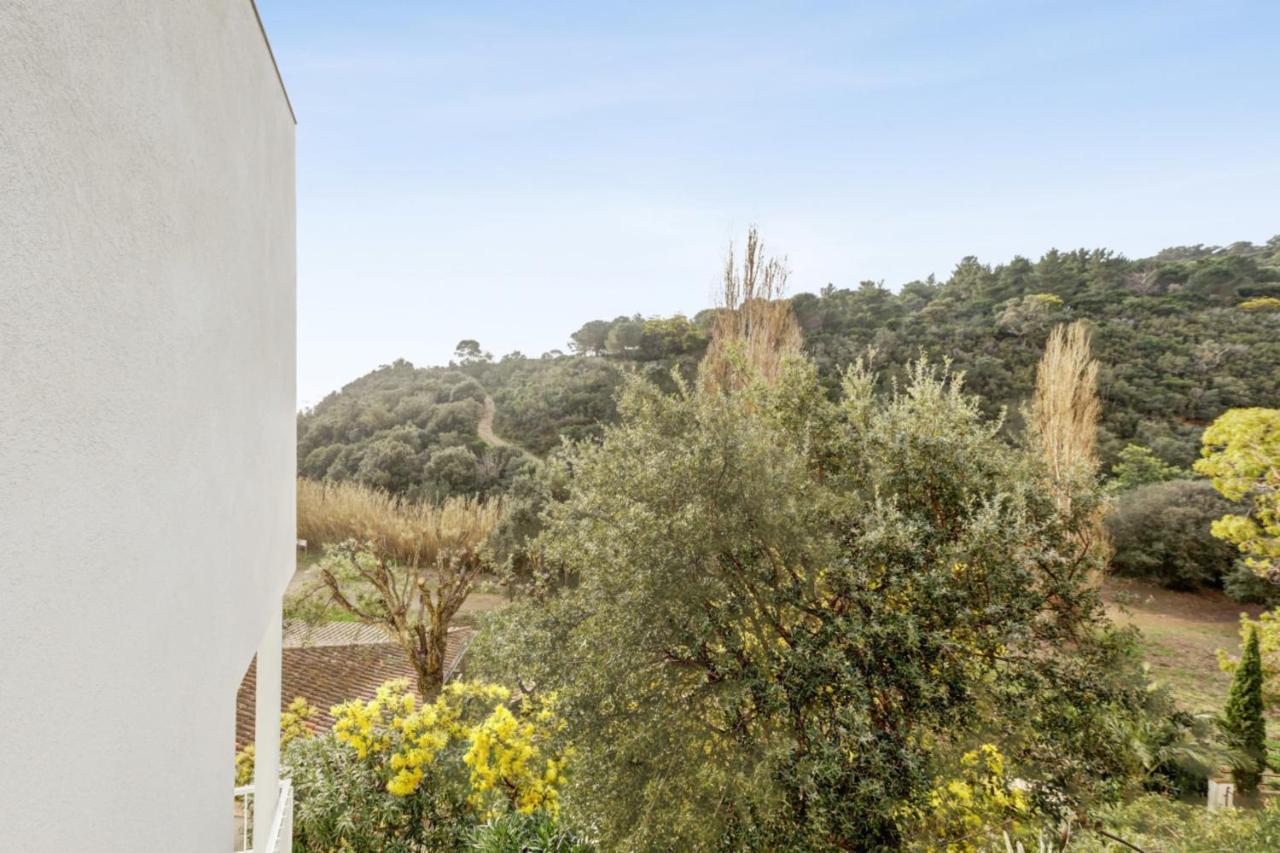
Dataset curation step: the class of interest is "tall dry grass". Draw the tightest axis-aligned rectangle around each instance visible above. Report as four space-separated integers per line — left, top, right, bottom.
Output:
296 477 501 568
699 226 803 395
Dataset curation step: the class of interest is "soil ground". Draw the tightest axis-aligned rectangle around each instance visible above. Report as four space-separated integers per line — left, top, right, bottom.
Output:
1103 576 1266 713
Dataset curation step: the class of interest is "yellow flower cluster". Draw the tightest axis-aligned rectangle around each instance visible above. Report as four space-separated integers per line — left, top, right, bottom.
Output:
385 697 450 796
1240 296 1280 312
329 679 569 816
904 743 1030 852
463 701 569 816
234 696 319 786
331 681 401 759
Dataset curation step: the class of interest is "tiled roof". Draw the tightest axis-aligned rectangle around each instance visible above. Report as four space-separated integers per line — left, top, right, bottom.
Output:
236 628 475 749
283 620 391 647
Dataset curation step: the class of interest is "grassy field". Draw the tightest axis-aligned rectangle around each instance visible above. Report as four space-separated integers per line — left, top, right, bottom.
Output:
1104 577 1265 713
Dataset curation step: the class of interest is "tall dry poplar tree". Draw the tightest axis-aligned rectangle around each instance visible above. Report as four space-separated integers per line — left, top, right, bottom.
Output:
1032 321 1101 488
699 226 803 395
1031 321 1109 561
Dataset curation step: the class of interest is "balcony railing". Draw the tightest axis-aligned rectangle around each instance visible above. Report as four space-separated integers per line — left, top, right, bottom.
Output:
233 779 293 852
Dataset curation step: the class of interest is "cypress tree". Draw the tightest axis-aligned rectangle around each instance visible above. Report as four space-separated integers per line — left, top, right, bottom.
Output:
1223 625 1267 791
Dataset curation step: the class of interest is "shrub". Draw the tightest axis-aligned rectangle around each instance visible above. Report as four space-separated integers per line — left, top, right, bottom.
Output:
900 744 1033 852
1219 609 1280 706
235 697 318 786
424 446 480 496
1076 793 1280 851
286 680 572 852
1106 479 1238 589
1223 562 1280 605
1106 443 1183 492
468 812 594 852
1128 686 1222 798
1194 407 1280 580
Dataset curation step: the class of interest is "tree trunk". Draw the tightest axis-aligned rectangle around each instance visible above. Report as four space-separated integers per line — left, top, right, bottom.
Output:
422 616 450 694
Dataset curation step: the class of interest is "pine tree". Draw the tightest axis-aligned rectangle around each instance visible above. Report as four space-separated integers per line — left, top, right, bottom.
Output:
1223 625 1267 791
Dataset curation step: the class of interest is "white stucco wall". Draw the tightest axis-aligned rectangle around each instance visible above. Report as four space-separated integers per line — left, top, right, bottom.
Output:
0 2 295 850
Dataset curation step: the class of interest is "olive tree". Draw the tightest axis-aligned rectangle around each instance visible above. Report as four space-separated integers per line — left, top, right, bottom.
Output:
472 357 1145 850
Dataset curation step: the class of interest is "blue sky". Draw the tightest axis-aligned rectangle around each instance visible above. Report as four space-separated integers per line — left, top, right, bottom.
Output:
256 1 1280 408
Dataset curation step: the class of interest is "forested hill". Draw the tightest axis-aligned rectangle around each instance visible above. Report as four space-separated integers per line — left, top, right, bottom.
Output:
298 238 1280 501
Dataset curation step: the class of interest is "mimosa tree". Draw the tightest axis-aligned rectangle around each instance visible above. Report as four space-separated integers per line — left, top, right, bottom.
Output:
1195 407 1280 580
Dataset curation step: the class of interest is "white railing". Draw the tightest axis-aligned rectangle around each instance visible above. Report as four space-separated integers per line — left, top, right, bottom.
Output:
233 785 253 852
233 780 293 852
266 779 294 853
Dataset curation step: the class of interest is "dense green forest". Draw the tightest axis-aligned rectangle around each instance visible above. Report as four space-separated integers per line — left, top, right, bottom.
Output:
298 236 1280 504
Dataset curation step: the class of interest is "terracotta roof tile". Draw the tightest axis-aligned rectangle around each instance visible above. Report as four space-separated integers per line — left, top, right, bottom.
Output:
283 620 390 647
236 627 474 749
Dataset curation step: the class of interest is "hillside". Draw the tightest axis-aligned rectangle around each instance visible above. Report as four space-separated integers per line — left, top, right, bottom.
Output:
297 237 1280 501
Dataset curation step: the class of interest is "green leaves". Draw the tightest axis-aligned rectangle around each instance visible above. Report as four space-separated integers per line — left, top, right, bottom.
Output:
472 356 1143 849
1195 408 1280 579
1222 626 1267 792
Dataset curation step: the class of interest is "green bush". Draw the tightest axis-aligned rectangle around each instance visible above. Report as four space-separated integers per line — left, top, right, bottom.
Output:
284 735 470 852
1106 479 1238 589
1075 794 1280 852
468 813 594 852
1106 443 1183 492
1223 561 1280 605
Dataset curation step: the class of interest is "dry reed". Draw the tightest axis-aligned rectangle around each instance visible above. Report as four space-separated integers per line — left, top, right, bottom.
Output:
296 477 501 568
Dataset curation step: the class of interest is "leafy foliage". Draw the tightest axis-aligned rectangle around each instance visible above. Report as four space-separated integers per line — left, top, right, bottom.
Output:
468 811 594 852
235 697 319 786
1127 684 1223 798
1223 563 1280 606
1105 479 1239 590
484 356 625 455
793 242 1280 469
297 359 533 501
900 744 1032 852
287 680 572 852
1221 626 1266 792
1195 407 1280 579
1219 610 1280 707
1077 794 1280 852
471 357 1149 849
1106 444 1184 492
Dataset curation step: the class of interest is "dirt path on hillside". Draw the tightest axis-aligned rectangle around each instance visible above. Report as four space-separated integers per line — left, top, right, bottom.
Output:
478 395 509 447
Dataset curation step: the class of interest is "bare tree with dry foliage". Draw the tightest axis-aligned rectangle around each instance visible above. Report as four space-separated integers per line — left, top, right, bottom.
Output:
699 226 803 394
1030 321 1109 561
293 479 501 693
